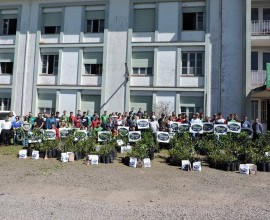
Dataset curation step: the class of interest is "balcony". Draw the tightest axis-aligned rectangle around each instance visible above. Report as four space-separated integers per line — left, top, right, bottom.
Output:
251 70 266 88
251 20 270 35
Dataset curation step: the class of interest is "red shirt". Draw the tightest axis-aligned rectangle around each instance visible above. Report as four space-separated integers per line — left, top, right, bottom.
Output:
91 119 101 128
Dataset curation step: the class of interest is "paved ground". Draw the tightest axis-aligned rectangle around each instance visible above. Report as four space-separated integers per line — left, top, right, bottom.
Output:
0 147 270 219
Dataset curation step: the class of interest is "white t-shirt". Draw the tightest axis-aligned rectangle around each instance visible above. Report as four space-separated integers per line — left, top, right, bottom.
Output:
150 120 159 133
1 121 12 130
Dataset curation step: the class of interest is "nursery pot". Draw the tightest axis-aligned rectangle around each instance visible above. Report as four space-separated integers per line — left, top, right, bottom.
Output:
47 150 53 158
105 154 110 164
230 162 236 172
74 152 82 161
149 147 155 160
100 154 106 163
27 147 32 157
258 162 266 172
265 162 270 172
109 153 114 163
51 149 57 158
224 162 231 171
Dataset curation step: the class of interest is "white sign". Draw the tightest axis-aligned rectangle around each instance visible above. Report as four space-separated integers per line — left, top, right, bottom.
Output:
156 132 170 143
59 128 70 138
203 122 214 133
169 122 180 132
43 129 56 140
193 161 202 171
61 153 69 163
137 119 149 129
227 122 241 133
32 150 39 160
128 131 141 142
88 155 99 165
19 150 27 159
239 164 249 175
182 160 191 171
214 124 228 135
129 157 137 168
143 158 151 168
28 132 42 143
117 126 129 136
121 145 132 153
98 131 111 142
178 123 190 133
189 123 203 134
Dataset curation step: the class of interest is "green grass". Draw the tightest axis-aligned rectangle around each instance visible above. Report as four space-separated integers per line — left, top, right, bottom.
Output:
0 145 23 156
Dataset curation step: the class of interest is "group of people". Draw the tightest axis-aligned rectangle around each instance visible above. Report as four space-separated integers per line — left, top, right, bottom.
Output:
0 108 264 146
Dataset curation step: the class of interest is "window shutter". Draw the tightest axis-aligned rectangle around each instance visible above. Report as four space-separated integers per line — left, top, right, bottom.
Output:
43 12 62 27
0 53 13 62
84 52 103 64
132 52 154 68
81 95 101 113
133 9 155 32
86 11 105 20
38 94 56 108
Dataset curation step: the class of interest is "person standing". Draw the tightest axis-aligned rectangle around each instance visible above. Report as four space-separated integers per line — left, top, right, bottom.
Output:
34 113 44 130
101 110 109 126
241 116 251 128
252 118 263 140
1 117 12 146
12 116 22 145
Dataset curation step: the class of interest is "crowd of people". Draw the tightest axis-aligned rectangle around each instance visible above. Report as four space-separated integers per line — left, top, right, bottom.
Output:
0 108 264 146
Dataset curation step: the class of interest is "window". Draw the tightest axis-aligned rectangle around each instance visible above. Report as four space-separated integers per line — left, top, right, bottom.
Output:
0 98 11 111
263 53 270 70
83 52 103 75
261 100 267 123
2 19 17 35
85 64 102 75
263 8 270 20
38 93 56 115
0 62 13 74
42 55 59 75
132 51 154 75
182 52 204 75
180 96 203 119
251 52 258 71
133 8 155 32
43 9 62 34
85 10 105 33
251 100 259 120
252 8 259 21
180 107 201 119
183 12 204 31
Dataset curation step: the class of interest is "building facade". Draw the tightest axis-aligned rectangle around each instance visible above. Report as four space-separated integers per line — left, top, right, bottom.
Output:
0 0 268 128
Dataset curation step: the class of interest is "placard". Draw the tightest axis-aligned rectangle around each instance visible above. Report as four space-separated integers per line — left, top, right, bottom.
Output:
239 164 249 175
59 128 70 138
43 129 56 140
203 122 214 133
137 119 149 129
181 160 191 171
128 131 141 142
178 123 190 133
143 158 151 168
98 131 111 142
189 123 203 134
88 155 99 165
170 122 180 132
118 126 129 136
193 161 202 171
28 132 42 144
156 132 170 143
19 149 27 159
129 157 137 168
214 124 227 135
32 150 39 160
227 122 241 133
74 130 87 141
61 153 69 163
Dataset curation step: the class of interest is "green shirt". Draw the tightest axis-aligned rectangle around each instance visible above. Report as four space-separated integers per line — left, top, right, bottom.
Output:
101 114 109 125
94 126 103 134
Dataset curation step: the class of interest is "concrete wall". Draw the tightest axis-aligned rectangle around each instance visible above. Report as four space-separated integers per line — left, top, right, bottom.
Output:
58 90 77 113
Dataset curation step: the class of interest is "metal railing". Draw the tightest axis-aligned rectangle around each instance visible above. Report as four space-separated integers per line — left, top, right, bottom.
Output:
251 20 270 35
251 70 266 87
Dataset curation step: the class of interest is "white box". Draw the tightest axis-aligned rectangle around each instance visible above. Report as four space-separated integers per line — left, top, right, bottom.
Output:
88 155 99 165
193 161 202 171
143 158 151 168
182 160 191 171
19 150 27 159
31 150 39 160
129 157 137 168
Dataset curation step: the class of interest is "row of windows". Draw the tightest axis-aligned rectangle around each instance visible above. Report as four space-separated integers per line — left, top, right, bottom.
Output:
251 52 270 70
251 8 270 21
40 52 204 76
0 7 205 36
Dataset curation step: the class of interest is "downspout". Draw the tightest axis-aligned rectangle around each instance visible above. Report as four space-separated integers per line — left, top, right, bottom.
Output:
218 0 223 112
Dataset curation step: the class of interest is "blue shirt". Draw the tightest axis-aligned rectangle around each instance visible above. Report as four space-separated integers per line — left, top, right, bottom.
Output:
12 121 22 129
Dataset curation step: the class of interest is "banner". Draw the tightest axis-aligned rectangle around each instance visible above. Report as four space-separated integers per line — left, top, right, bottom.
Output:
178 123 190 133
227 122 241 133
267 63 270 90
43 129 56 140
203 122 214 133
28 132 41 144
117 126 129 136
98 131 111 142
189 123 203 134
59 128 70 139
137 119 149 129
169 122 180 132
128 131 141 142
156 132 170 143
214 124 228 135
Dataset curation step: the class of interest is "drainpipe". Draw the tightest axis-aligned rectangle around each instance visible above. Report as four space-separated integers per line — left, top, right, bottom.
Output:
218 0 223 112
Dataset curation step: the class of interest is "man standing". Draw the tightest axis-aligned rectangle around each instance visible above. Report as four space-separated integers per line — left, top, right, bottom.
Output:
101 110 109 126
12 116 22 145
1 117 12 146
252 118 263 140
81 111 89 128
28 112 36 130
34 113 44 130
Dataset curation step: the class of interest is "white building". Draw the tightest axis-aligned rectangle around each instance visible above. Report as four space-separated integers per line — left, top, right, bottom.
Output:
0 0 268 128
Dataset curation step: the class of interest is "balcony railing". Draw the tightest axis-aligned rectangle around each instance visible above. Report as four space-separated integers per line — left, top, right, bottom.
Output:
251 70 266 87
251 20 270 35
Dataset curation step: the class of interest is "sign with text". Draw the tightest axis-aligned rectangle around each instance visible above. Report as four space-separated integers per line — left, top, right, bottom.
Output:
118 126 130 136
59 128 70 139
43 129 56 140
227 122 241 133
128 131 141 142
203 122 214 133
156 132 170 143
214 124 228 135
169 122 180 132
137 119 149 129
189 123 203 134
98 131 111 142
178 123 190 133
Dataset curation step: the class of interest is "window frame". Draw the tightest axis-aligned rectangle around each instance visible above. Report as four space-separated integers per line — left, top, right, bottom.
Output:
0 98 11 111
0 62 13 75
2 18 17 35
84 63 103 75
132 67 153 76
86 19 104 33
181 52 204 76
183 12 204 31
41 54 59 75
